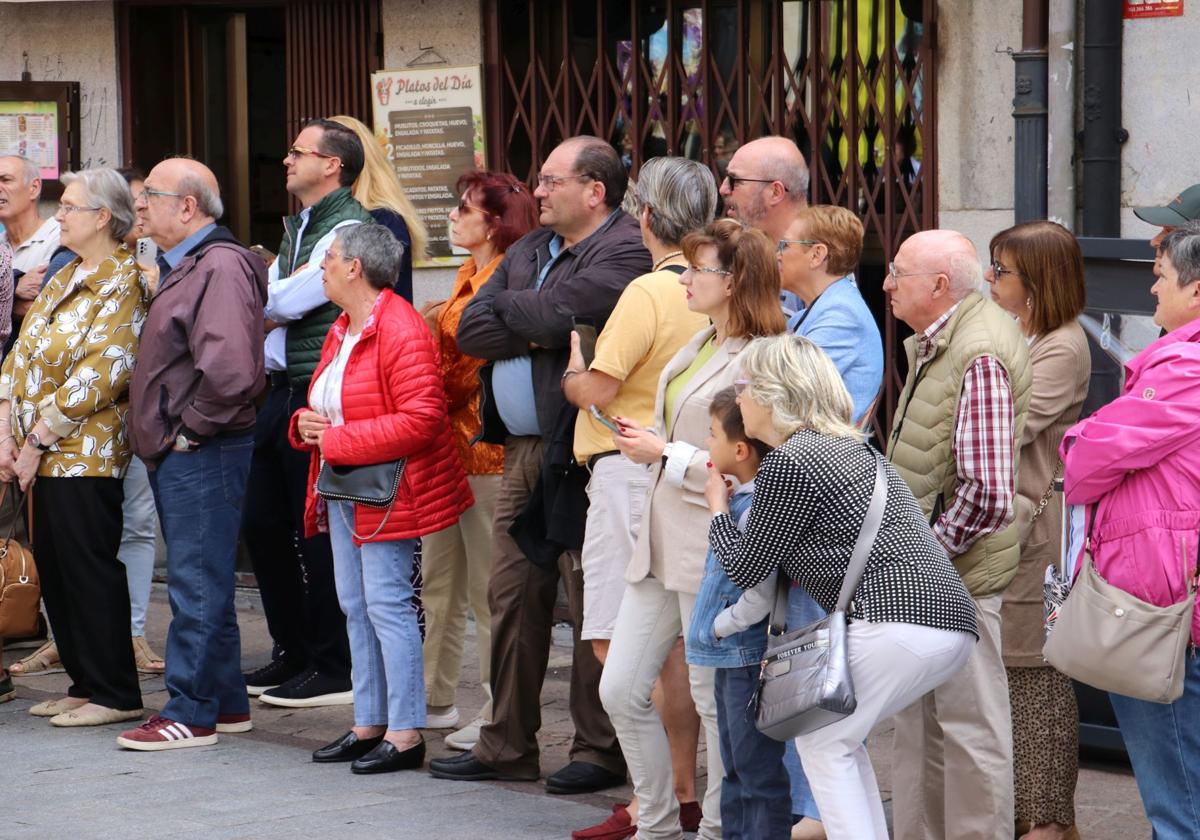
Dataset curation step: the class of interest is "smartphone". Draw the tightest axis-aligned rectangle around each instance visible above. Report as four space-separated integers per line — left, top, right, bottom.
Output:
135 237 158 271
572 315 597 367
589 404 622 434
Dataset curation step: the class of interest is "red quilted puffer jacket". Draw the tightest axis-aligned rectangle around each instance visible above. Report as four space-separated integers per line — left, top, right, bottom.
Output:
289 289 473 544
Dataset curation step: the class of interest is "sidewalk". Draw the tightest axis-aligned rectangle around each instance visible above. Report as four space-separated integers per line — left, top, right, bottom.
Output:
2 585 1150 839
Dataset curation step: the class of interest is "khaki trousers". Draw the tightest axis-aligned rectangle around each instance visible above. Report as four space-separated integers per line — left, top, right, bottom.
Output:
892 594 1014 840
421 473 501 719
473 436 624 778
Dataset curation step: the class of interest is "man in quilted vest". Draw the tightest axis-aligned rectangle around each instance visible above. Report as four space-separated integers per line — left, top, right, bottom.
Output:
239 119 372 709
885 229 1032 840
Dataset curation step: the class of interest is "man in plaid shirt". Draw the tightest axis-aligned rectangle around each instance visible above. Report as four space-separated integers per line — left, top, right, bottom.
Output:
884 229 1032 840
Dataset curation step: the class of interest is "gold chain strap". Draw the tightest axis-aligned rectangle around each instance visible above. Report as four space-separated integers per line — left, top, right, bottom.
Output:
1029 461 1061 525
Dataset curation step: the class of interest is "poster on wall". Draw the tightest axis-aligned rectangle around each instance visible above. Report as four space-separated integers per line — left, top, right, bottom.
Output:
0 101 60 180
371 65 485 267
1123 0 1183 18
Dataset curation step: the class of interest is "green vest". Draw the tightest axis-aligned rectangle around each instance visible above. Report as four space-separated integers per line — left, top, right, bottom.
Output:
278 187 374 384
887 292 1032 597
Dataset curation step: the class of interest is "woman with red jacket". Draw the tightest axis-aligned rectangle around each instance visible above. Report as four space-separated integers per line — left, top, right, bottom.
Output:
291 223 472 774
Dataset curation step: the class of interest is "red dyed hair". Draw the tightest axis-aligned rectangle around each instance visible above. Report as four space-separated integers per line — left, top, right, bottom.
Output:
455 171 538 252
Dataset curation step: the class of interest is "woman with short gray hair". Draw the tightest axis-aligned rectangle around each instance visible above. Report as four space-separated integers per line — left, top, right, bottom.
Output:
563 155 717 839
0 167 148 727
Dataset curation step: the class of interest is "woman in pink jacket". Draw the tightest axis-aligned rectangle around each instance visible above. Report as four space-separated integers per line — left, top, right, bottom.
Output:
1060 220 1200 839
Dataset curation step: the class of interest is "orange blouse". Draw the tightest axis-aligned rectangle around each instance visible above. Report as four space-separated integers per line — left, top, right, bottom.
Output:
435 255 505 475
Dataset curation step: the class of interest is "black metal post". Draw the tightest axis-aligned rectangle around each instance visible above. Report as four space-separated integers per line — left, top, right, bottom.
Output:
1013 0 1048 223
1080 0 1124 237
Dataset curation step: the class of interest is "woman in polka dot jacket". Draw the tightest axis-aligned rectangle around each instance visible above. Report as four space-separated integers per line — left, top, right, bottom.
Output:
707 333 979 840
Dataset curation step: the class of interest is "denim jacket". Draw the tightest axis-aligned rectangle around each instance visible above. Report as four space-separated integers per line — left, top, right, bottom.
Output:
686 484 771 668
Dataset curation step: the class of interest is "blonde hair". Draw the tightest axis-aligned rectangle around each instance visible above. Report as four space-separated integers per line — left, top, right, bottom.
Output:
740 334 860 440
330 115 428 263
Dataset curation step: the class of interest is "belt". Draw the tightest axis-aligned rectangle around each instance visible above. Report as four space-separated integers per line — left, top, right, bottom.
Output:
268 371 290 389
586 450 620 472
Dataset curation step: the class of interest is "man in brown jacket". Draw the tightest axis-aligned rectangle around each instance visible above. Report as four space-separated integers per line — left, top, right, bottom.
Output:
119 158 268 751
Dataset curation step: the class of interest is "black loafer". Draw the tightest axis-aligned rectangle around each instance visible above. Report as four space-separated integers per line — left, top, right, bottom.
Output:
545 761 626 795
312 730 384 763
428 750 538 782
350 738 425 774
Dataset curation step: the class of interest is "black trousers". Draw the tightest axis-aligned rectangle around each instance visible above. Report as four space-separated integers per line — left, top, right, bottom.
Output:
33 476 141 710
240 382 350 678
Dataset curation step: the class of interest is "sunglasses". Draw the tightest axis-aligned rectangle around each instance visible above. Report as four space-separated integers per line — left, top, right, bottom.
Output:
733 378 752 396
286 145 342 165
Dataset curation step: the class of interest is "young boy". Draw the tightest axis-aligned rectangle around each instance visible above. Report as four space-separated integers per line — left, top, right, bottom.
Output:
685 387 793 839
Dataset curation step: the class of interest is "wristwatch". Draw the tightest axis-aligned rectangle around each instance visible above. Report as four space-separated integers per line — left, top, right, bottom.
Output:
25 432 51 452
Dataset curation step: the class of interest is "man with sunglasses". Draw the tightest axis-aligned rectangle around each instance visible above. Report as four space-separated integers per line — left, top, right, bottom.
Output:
884 229 1032 840
430 135 648 795
239 118 375 709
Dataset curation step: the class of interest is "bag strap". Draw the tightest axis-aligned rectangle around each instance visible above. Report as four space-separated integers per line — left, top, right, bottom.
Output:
768 450 889 634
0 482 31 546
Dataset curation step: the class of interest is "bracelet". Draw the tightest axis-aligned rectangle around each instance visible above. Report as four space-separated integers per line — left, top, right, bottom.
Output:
561 369 581 383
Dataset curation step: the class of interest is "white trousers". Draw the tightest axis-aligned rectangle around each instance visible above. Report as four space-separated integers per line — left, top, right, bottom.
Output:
795 620 975 840
599 576 723 840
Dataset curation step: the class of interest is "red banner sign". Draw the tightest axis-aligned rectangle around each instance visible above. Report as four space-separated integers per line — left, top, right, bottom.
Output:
1124 0 1184 18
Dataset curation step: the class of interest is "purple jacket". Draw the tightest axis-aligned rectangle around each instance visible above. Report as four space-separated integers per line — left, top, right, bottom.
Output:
1060 317 1200 643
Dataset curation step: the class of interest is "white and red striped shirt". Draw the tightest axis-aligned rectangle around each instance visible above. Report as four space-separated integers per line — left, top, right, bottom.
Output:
916 303 1017 558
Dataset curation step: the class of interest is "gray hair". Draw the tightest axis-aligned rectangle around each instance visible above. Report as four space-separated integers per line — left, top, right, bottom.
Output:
739 334 860 441
335 223 405 290
60 168 135 241
0 154 41 187
946 251 985 300
177 173 224 219
1163 219 1200 287
635 157 718 246
759 152 810 200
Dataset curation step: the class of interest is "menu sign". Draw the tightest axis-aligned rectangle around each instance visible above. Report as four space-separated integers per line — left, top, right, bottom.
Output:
0 101 60 179
371 66 486 266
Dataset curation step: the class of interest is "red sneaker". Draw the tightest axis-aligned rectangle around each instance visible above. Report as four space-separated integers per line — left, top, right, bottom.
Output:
571 803 634 840
679 800 702 833
117 715 218 751
215 713 253 733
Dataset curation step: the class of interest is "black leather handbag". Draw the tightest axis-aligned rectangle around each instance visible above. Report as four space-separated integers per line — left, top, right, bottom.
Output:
317 460 406 540
754 452 888 741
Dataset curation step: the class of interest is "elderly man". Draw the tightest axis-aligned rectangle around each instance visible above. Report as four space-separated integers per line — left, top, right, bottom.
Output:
1134 183 1200 277
429 136 649 793
240 119 374 708
885 229 1032 840
0 154 74 337
718 136 810 240
117 158 267 750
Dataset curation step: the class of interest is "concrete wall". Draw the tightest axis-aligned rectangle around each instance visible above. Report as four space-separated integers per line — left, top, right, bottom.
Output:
380 0 485 306
0 2 122 171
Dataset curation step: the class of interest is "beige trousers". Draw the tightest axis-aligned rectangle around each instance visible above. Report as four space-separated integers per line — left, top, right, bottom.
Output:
892 593 1014 840
420 473 500 719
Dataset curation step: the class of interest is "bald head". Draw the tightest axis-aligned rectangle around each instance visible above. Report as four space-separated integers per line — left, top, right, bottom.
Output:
139 157 225 249
905 230 982 300
885 229 984 331
151 158 223 221
720 136 810 239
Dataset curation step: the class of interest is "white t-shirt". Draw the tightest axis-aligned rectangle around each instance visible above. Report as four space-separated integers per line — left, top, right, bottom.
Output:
4 216 62 276
309 330 362 427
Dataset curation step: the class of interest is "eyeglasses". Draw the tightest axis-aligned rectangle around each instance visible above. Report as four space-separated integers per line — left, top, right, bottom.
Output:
733 378 752 396
723 174 787 192
988 260 1020 281
887 261 942 281
457 198 490 216
536 173 593 191
286 145 342 165
56 204 101 215
686 265 732 276
138 187 184 202
777 238 821 254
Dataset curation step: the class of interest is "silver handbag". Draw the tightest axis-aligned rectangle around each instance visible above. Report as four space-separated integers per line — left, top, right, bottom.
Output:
754 452 888 741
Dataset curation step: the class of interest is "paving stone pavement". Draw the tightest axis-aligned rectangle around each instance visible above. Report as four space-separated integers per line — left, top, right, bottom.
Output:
2 585 1151 839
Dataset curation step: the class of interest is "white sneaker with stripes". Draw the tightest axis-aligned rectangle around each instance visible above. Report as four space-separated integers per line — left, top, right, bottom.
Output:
117 715 219 751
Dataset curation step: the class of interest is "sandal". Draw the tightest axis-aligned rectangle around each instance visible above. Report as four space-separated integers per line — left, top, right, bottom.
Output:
132 636 165 674
8 640 64 676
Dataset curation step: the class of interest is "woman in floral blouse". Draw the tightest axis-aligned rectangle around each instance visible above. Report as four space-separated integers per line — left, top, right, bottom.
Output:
0 168 148 728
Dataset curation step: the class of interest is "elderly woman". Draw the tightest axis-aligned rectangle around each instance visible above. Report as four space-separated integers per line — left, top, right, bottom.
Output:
417 170 536 747
600 218 785 840
985 221 1089 840
711 334 978 840
1059 221 1200 838
565 157 715 840
0 168 148 727
291 224 471 774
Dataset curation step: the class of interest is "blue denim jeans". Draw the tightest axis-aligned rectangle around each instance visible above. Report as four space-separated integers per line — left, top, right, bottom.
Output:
1109 652 1200 839
783 586 824 821
715 664 792 839
327 501 425 730
150 435 254 728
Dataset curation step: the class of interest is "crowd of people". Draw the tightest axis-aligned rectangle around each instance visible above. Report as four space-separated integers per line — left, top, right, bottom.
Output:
1 126 1198 840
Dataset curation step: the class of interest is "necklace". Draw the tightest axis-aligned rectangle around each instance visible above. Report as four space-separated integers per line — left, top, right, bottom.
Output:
653 251 684 271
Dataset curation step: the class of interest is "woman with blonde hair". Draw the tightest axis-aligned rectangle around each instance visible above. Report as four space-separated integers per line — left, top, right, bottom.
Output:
330 115 428 303
711 333 978 839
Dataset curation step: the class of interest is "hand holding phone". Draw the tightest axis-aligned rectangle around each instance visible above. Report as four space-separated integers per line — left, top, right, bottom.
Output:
589 405 622 434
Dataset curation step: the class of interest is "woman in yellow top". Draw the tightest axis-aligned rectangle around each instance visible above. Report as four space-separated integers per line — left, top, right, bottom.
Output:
0 167 148 727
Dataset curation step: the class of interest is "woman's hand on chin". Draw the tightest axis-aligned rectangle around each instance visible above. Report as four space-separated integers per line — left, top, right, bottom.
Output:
704 461 732 514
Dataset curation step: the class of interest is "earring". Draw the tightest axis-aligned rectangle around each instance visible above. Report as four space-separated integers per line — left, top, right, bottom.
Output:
1026 296 1033 310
